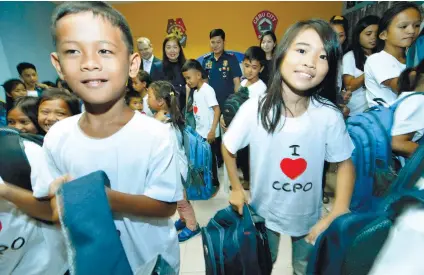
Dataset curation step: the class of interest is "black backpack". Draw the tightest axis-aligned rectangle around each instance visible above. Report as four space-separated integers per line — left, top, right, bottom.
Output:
0 126 44 191
222 86 250 126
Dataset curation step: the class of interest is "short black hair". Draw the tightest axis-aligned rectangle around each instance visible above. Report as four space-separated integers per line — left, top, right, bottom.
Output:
42 81 56 88
2 79 25 95
181 59 207 79
17 62 37 76
244 46 266 66
125 89 142 104
209 29 225 40
136 70 152 88
51 1 134 53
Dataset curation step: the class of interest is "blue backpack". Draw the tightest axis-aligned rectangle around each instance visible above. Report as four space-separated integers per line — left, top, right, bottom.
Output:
201 205 273 275
183 125 214 200
346 92 423 212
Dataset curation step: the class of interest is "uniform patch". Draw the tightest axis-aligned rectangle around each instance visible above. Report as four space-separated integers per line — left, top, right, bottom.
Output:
252 10 278 40
167 18 188 47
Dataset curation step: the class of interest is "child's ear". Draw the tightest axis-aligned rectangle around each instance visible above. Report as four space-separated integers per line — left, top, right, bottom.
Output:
129 52 141 78
50 52 65 80
379 31 387 41
141 81 147 89
6 92 12 98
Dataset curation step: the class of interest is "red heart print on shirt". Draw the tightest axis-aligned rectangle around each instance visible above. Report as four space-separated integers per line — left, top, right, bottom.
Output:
193 106 198 114
280 158 307 180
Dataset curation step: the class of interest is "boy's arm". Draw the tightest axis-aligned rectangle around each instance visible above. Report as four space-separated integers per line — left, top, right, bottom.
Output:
107 190 176 217
207 105 221 142
0 182 53 221
233 77 241 93
392 133 419 158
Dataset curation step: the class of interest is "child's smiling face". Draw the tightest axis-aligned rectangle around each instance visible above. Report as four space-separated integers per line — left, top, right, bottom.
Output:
51 12 140 106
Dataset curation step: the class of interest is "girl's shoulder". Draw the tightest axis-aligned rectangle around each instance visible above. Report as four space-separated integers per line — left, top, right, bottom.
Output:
343 50 355 59
310 97 343 120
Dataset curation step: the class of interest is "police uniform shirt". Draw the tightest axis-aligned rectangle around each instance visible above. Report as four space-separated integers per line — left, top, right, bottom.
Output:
202 52 242 107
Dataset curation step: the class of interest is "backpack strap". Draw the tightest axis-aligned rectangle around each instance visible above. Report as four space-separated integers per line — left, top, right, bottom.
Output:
390 92 423 110
382 189 424 218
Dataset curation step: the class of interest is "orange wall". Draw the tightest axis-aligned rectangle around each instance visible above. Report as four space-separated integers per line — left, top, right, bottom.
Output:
113 1 343 59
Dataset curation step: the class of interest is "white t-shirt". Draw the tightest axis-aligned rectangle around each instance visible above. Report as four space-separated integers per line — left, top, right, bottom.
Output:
391 92 424 165
342 51 368 115
0 141 67 275
223 97 354 236
241 79 267 98
364 50 406 107
26 90 38 97
41 112 183 274
193 82 220 138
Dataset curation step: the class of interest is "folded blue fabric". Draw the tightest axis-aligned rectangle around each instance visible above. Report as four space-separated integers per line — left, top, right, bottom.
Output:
57 171 132 275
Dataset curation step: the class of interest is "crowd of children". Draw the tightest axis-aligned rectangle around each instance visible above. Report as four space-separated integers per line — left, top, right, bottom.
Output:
0 1 423 274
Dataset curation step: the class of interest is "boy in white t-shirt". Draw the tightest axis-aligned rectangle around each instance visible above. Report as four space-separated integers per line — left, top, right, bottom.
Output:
45 2 183 273
221 46 267 190
182 59 221 187
391 61 424 164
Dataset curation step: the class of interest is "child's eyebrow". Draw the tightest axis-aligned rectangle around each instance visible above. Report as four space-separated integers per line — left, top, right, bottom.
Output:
60 40 118 48
295 42 311 47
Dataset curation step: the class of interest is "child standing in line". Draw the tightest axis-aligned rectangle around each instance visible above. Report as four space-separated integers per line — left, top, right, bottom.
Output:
125 89 144 113
364 2 422 106
130 70 153 116
391 59 424 164
221 46 267 190
31 2 182 273
222 19 355 275
7 96 42 134
147 80 201 242
182 59 221 188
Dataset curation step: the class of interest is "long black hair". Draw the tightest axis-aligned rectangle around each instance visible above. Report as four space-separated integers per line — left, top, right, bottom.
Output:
162 34 186 81
398 59 424 92
8 96 43 134
149 81 185 130
351 15 380 71
330 15 349 54
377 1 421 52
260 30 278 55
260 19 342 134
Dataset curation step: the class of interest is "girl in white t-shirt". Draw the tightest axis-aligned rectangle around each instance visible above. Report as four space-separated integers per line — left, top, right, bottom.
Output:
222 19 355 275
364 2 422 107
343 15 380 115
147 80 200 243
391 59 424 162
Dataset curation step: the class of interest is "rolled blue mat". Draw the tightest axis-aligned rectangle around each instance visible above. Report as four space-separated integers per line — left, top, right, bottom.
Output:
57 171 132 275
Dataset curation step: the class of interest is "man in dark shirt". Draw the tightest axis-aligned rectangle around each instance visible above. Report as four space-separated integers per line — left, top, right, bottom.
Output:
202 29 242 167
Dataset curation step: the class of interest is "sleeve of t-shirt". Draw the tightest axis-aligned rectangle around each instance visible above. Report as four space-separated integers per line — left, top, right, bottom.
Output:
325 110 355 162
144 126 184 202
368 54 402 85
229 55 242 79
392 95 424 137
222 99 256 154
343 52 361 77
23 140 55 198
205 86 219 108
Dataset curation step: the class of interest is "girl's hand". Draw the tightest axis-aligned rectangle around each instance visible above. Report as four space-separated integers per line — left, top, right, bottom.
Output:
220 115 227 132
305 216 332 245
229 188 247 215
207 131 216 143
342 89 352 104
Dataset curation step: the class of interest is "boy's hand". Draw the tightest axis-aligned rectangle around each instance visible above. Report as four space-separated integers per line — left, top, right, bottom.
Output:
341 89 352 104
229 188 247 215
220 115 227 132
207 130 216 143
49 175 73 223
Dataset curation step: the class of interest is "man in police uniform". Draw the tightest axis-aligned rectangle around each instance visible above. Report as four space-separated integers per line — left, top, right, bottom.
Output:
202 29 242 167
202 29 242 109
